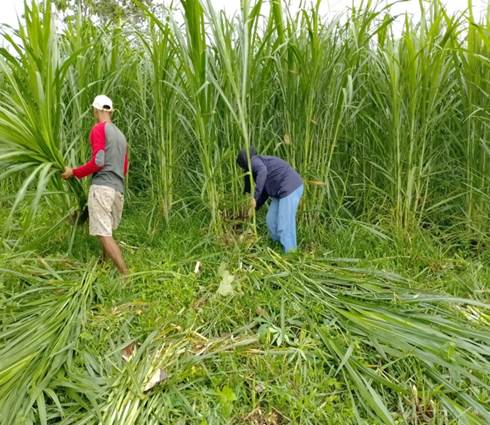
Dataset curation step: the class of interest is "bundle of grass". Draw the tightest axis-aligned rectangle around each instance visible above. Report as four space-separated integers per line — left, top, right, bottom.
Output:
0 262 99 424
0 0 86 230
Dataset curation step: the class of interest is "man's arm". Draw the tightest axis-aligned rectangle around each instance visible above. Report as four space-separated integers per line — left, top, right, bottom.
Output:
255 191 269 210
243 173 251 194
253 158 267 209
72 123 106 179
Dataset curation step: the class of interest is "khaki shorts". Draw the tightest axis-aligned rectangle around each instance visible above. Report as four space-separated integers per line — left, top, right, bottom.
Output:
88 185 124 237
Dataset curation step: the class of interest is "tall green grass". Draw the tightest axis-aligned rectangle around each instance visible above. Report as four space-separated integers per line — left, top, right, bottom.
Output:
138 11 179 225
1 0 489 239
1 2 490 420
458 2 490 236
0 0 87 226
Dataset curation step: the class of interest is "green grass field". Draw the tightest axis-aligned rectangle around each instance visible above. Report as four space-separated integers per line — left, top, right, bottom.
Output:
1 202 489 424
1 0 489 423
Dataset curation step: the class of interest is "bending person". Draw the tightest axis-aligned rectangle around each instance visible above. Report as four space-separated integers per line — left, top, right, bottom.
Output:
236 147 303 253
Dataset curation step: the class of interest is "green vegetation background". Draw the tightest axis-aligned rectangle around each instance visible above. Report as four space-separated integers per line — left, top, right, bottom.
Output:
0 0 489 423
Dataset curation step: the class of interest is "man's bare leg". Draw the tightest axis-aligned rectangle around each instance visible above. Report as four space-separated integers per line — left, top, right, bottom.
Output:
98 236 128 275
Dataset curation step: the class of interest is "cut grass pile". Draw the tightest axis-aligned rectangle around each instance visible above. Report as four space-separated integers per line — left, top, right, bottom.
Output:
0 206 488 424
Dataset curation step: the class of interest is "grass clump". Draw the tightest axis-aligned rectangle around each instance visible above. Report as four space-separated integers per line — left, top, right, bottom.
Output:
1 208 489 423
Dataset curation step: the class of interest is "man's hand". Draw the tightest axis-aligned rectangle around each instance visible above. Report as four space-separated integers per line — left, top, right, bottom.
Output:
61 167 74 180
246 197 256 218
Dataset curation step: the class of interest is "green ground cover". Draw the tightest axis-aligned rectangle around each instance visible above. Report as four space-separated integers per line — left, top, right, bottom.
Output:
1 202 488 424
1 0 490 422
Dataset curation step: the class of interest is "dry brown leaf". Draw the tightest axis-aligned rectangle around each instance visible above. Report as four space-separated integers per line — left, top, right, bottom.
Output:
244 407 284 425
121 342 137 362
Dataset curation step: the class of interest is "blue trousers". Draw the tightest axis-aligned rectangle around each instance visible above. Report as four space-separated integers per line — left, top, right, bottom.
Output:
266 185 304 253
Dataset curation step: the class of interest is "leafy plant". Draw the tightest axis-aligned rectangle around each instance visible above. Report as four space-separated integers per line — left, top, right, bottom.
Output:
0 0 86 226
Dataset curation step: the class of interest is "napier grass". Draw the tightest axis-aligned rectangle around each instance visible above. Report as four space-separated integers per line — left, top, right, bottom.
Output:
0 0 489 423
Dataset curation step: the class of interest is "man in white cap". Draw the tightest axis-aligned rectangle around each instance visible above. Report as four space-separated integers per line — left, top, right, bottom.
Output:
62 95 129 275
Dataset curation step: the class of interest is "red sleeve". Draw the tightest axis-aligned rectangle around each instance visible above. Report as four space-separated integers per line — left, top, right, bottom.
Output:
73 123 106 179
124 149 129 176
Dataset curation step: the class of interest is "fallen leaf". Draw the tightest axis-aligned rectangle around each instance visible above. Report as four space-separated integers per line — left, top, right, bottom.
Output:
121 342 137 362
194 261 201 274
144 369 168 392
244 407 284 425
217 269 235 296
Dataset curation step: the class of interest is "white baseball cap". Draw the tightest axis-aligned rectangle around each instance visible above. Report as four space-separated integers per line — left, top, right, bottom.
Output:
92 95 113 111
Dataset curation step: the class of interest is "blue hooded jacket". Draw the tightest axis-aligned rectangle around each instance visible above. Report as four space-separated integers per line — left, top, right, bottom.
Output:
236 147 303 210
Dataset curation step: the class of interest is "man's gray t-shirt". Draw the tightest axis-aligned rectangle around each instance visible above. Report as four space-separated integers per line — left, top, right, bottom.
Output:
92 122 128 194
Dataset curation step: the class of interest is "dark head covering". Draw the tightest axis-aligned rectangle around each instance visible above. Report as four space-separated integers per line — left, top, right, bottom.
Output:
236 146 257 170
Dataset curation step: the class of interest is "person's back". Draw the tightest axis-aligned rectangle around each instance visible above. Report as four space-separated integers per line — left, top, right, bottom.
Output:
257 155 302 199
62 95 129 275
91 122 127 194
